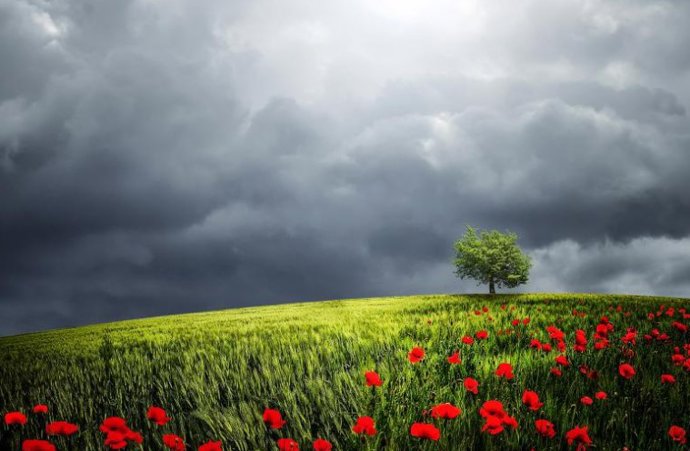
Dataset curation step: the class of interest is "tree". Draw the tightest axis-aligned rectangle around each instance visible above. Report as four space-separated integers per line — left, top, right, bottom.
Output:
453 226 531 294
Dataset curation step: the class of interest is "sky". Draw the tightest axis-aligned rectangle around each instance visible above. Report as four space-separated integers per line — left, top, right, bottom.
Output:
1 0 690 336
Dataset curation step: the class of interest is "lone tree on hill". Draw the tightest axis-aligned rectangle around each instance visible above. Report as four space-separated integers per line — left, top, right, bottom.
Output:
453 226 531 294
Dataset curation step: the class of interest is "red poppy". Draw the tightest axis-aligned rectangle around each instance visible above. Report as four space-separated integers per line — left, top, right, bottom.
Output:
352 416 377 436
32 405 49 414
430 403 461 419
263 409 286 429
147 406 171 426
410 423 441 441
481 415 504 435
99 417 142 449
464 377 479 394
4 411 27 426
580 396 593 406
555 355 570 367
594 391 607 400
312 438 332 451
99 417 129 434
522 390 544 411
479 400 506 419
546 325 565 341
364 371 382 387
104 432 128 450
669 425 687 445
495 363 514 380
277 438 299 451
550 367 562 377
462 336 474 345
476 330 489 340
661 374 676 384
163 434 185 451
408 347 425 363
618 363 635 379
46 421 79 436
447 352 461 364
503 416 518 430
565 425 592 448
21 440 56 451
198 441 223 451
535 419 556 439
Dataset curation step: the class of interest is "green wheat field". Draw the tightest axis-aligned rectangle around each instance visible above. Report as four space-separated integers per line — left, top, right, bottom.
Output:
1 293 690 450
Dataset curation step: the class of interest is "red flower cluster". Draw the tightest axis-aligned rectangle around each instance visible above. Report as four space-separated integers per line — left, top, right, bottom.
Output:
479 400 517 435
100 416 143 449
352 416 377 436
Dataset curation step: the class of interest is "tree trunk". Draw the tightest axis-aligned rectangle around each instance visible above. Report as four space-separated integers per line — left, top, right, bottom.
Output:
489 277 495 294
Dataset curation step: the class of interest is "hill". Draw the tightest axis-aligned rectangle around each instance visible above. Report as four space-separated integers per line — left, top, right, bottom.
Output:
1 293 689 450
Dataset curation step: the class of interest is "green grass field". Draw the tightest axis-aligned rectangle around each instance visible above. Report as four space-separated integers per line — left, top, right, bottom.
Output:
1 293 690 450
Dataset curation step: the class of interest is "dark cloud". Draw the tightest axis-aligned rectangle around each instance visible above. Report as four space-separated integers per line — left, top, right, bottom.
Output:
1 0 690 335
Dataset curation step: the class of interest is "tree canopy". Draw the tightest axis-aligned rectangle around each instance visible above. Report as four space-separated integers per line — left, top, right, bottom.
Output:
453 226 531 294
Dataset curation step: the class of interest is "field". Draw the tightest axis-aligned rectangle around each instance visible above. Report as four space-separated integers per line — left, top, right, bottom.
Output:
1 293 690 450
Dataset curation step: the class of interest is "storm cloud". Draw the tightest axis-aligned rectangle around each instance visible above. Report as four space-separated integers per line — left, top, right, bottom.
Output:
1 0 690 335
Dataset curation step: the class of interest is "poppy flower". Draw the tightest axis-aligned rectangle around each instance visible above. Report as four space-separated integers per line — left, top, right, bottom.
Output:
352 416 376 436
565 425 592 448
522 390 544 411
408 347 425 363
277 438 299 451
147 406 171 426
495 363 514 380
104 432 128 449
198 441 223 451
550 367 562 377
32 405 49 414
263 408 286 429
163 434 185 451
479 400 507 419
430 403 461 419
447 352 461 364
21 440 56 451
476 330 489 340
4 411 27 426
555 355 570 367
312 439 332 451
462 336 475 345
661 374 676 384
464 377 479 394
580 396 593 406
618 363 635 379
542 343 553 352
99 417 142 449
594 391 607 400
669 426 687 445
99 417 129 434
535 419 556 439
503 416 518 430
46 421 79 436
410 423 441 441
364 371 382 387
481 415 504 435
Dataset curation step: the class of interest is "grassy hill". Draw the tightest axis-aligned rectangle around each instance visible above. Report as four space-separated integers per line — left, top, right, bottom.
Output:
1 293 690 450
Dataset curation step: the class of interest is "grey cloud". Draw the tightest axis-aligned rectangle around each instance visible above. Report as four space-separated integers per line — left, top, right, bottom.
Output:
1 0 690 335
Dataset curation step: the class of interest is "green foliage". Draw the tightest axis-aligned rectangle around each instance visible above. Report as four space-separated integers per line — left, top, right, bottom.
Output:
453 226 532 293
0 294 689 450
